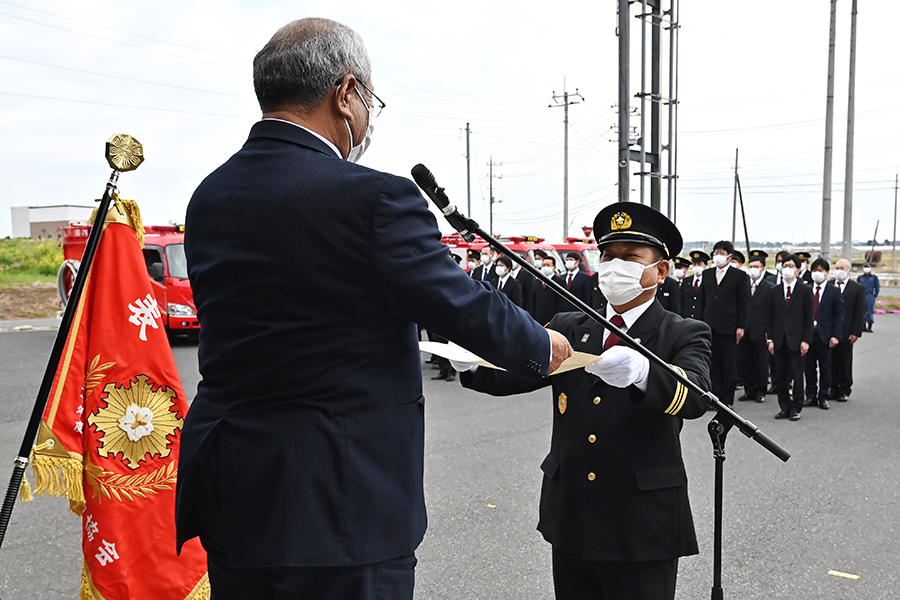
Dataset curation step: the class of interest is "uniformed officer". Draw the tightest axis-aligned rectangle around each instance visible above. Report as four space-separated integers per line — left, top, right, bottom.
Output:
455 203 712 600
731 249 746 269
858 262 880 332
738 250 775 402
655 257 683 314
680 250 708 320
796 251 813 285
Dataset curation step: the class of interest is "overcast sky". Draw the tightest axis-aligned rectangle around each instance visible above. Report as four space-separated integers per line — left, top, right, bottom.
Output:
1 0 898 247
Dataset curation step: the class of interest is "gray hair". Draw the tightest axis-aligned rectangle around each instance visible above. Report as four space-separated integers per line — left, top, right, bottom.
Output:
253 18 371 112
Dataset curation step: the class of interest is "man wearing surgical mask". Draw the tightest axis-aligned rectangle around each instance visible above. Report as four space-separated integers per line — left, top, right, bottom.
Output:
456 202 712 600
831 258 866 401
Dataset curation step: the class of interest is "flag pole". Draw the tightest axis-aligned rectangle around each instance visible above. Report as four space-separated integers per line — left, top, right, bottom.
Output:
0 134 144 548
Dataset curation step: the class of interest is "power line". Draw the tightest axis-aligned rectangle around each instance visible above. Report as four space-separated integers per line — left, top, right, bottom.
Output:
0 91 249 118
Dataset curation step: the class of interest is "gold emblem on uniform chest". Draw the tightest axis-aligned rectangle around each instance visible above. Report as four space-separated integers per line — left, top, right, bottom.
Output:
611 212 632 231
581 333 590 343
558 392 567 415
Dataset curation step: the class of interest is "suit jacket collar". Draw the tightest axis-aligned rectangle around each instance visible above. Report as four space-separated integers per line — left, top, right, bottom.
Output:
246 119 339 158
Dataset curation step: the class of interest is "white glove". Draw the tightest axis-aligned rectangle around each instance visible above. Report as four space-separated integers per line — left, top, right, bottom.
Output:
450 360 478 373
584 345 649 389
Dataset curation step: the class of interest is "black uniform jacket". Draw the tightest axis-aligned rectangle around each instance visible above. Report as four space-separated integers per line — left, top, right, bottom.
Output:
838 279 866 341
701 266 750 334
745 278 775 342
766 282 813 351
656 276 681 314
811 282 844 344
680 275 703 320
495 274 524 308
461 300 712 562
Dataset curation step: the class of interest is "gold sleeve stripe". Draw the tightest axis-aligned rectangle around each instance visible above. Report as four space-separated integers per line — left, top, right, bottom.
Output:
665 366 689 415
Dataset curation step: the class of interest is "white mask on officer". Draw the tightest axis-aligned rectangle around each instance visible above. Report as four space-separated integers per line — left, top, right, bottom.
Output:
494 266 508 278
540 265 556 277
597 258 660 306
748 267 761 280
468 260 479 271
565 259 578 271
811 271 827 285
480 254 491 266
782 267 797 282
673 268 686 281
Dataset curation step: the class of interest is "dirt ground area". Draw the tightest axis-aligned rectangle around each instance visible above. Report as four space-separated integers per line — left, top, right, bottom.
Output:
0 283 59 320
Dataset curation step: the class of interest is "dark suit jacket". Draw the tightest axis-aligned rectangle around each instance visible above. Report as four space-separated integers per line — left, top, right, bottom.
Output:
763 271 778 284
837 279 866 340
680 275 704 320
811 281 844 343
767 281 814 351
461 301 711 561
588 272 608 312
176 120 550 567
701 266 750 334
656 276 681 314
471 263 498 284
800 269 813 286
495 275 524 308
559 269 592 311
530 275 566 325
745 278 775 342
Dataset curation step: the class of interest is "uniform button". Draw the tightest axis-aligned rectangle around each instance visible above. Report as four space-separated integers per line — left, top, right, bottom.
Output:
587 472 596 481
588 434 596 443
593 396 601 405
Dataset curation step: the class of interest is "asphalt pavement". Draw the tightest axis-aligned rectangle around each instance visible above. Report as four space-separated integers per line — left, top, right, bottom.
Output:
1 313 898 599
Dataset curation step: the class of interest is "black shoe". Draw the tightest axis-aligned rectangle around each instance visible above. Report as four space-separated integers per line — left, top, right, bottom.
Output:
802 397 816 407
431 373 448 380
775 410 790 419
738 394 754 401
836 394 849 402
818 399 830 410
766 386 778 395
755 396 765 403
790 412 801 421
445 374 456 382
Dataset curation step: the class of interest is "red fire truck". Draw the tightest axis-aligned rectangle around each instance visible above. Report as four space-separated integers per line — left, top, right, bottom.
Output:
59 223 199 335
441 233 566 274
550 227 600 274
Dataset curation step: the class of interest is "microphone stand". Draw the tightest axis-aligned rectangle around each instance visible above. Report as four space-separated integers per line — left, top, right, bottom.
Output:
413 164 790 600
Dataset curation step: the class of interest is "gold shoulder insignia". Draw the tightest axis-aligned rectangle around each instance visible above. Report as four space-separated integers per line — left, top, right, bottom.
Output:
665 366 689 415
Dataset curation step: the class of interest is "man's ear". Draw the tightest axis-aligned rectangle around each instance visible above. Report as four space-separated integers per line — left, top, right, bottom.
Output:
656 259 670 283
334 74 357 120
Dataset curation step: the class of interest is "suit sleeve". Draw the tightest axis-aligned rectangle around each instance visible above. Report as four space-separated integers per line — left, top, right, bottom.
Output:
801 287 814 344
509 278 524 309
370 175 550 381
629 317 712 420
851 286 865 337
736 273 750 330
832 286 844 340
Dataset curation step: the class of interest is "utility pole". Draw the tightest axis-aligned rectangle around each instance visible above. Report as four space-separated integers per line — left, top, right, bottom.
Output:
465 123 472 216
732 148 739 243
488 156 502 236
618 0 630 203
842 0 858 261
893 174 898 269
550 84 583 240
821 0 838 260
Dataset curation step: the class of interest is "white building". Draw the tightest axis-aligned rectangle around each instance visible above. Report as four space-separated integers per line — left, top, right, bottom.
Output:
10 205 95 239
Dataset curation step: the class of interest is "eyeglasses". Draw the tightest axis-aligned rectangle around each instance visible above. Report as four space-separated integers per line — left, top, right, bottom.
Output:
335 76 386 119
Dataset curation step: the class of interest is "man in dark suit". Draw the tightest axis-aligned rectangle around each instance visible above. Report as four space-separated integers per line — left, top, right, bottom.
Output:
655 269 682 314
175 18 573 599
803 258 844 410
680 250 708 320
471 245 500 284
701 240 750 406
558 251 592 311
456 203 711 600
738 250 775 403
831 258 866 401
493 255 524 308
767 254 813 420
530 255 566 325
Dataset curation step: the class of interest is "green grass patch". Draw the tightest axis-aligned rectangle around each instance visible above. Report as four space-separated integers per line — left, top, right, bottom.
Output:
0 238 63 282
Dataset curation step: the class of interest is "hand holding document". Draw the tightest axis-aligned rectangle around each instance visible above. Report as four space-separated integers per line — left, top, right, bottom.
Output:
419 341 601 375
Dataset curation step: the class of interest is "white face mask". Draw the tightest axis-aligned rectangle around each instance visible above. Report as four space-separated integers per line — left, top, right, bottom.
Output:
534 259 544 268
540 265 556 277
834 269 849 282
782 267 797 282
494 266 508 278
565 259 577 271
480 255 491 265
692 265 705 276
748 267 761 280
776 262 783 272
812 271 827 284
713 254 729 268
863 266 871 273
673 268 686 281
344 87 375 163
468 261 479 271
597 258 660 306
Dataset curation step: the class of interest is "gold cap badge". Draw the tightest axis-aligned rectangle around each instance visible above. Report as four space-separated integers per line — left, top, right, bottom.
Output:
611 212 632 231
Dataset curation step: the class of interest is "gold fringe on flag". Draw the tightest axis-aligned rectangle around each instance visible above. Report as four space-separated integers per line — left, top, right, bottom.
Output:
30 454 85 516
90 193 145 247
81 560 211 600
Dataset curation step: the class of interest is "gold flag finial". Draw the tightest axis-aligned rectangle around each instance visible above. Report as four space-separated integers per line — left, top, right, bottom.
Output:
105 134 144 172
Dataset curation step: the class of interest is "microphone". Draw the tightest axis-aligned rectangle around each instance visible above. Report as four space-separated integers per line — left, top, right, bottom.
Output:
411 164 476 242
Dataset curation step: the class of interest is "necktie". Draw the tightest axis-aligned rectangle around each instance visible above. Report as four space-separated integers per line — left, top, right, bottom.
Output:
603 314 626 352
716 269 724 284
838 281 844 292
498 280 504 292
814 285 820 319
785 285 792 307
693 278 699 291
751 282 756 296
567 273 573 289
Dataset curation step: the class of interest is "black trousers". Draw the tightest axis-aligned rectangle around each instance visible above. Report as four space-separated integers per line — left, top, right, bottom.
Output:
551 547 677 600
774 341 804 414
738 336 768 399
832 340 855 397
192 456 416 600
804 334 833 401
711 332 738 405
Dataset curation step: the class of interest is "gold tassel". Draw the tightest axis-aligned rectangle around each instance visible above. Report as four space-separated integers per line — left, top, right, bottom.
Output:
81 559 99 600
31 454 85 515
19 470 33 502
189 577 212 600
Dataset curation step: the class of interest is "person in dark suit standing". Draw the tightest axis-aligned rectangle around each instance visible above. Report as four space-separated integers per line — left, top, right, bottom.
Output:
655 261 682 314
701 240 750 406
831 258 866 401
767 254 813 421
803 258 844 410
456 203 711 600
531 255 566 325
738 250 775 403
558 251 592 311
175 18 573 599
471 245 500 284
796 251 813 285
680 250 708 320
493 255 524 308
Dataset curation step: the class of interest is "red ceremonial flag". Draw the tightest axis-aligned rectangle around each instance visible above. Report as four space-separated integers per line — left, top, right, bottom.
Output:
22 199 209 599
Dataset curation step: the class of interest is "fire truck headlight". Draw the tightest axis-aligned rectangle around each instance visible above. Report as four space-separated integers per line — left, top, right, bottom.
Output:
167 303 195 317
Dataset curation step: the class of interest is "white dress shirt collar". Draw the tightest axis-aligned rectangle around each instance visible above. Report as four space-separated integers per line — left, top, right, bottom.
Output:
604 295 655 334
